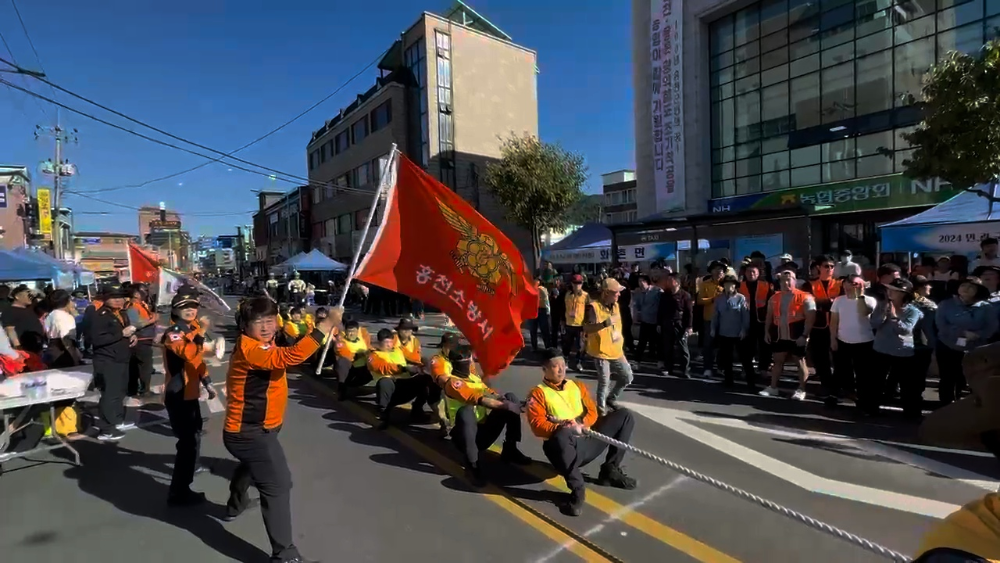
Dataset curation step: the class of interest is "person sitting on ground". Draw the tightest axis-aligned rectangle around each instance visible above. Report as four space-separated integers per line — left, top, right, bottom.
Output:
436 345 530 486
525 348 637 517
334 319 370 396
282 306 314 344
366 328 436 429
393 318 422 366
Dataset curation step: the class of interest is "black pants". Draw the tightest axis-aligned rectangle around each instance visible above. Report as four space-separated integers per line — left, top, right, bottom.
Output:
936 344 967 405
808 328 833 390
717 335 756 387
542 408 635 496
740 321 770 374
95 360 128 431
912 347 933 410
165 394 203 496
831 340 872 399
529 309 552 350
866 352 919 415
376 374 437 412
451 392 522 466
660 321 690 375
337 362 370 387
128 343 154 396
562 326 584 366
635 322 659 363
224 429 299 562
621 308 634 352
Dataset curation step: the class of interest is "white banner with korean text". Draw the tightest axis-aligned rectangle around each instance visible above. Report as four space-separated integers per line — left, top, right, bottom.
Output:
650 0 685 214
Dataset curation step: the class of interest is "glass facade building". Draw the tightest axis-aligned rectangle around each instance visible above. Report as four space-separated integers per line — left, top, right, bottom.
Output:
709 0 1000 199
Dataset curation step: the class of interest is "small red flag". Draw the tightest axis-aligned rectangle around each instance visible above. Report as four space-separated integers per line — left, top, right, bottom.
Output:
355 152 539 376
128 242 160 284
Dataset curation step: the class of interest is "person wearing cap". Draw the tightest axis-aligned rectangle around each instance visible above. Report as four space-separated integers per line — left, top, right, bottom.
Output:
711 274 751 389
562 273 589 371
125 285 158 397
526 348 637 517
865 278 924 417
393 318 423 365
334 318 371 398
582 277 634 415
760 269 816 400
90 283 139 441
223 296 339 563
529 273 553 351
41 289 83 369
834 250 862 280
803 255 843 399
738 262 773 379
2 285 46 364
935 276 999 405
697 261 725 377
161 290 219 506
436 344 530 486
367 328 436 428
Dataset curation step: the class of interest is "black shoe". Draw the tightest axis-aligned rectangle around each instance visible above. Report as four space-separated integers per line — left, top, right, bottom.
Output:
377 409 391 430
97 428 126 442
500 446 531 466
409 409 431 424
222 498 260 522
465 465 487 488
606 399 621 412
194 465 210 475
337 383 349 401
597 463 638 490
167 491 206 507
559 489 585 517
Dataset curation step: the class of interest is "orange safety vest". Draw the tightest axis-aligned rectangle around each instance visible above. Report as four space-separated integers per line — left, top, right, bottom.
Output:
810 279 842 329
739 280 770 323
769 289 809 340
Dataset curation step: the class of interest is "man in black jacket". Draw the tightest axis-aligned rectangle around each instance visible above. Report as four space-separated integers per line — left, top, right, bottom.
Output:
657 273 694 378
90 283 137 442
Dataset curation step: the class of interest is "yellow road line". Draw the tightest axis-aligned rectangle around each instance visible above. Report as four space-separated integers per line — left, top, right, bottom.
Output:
487 445 742 563
295 376 615 562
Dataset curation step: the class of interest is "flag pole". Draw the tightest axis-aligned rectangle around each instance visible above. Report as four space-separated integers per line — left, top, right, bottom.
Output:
314 144 396 375
125 241 133 284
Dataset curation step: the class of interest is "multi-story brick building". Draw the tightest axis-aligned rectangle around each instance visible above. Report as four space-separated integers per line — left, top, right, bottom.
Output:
0 166 30 250
305 1 539 263
250 188 311 273
71 231 139 278
601 170 638 225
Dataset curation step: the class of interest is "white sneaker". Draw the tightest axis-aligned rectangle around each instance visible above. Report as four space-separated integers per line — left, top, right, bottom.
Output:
758 386 780 397
116 421 136 431
791 389 807 401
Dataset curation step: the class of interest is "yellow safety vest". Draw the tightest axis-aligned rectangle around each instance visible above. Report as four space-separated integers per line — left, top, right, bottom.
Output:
444 374 489 424
585 302 624 360
394 335 419 357
565 292 588 326
369 347 409 381
537 380 585 422
341 337 369 368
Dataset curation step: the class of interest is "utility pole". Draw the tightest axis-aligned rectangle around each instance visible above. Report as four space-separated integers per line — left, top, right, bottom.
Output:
36 110 78 260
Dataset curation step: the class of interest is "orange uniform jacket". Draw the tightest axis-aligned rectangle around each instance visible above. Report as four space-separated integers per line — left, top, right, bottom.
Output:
366 348 409 377
428 355 488 403
162 320 208 401
525 380 599 440
283 319 315 340
224 328 324 433
393 335 422 365
335 327 370 361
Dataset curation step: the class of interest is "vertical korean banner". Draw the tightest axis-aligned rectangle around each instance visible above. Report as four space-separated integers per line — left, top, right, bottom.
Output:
37 187 52 240
650 0 685 213
0 185 8 209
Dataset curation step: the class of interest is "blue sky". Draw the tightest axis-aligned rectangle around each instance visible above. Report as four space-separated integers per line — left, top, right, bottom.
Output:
0 0 634 237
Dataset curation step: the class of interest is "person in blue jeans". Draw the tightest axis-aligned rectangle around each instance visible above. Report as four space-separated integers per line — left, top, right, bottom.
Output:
935 277 999 405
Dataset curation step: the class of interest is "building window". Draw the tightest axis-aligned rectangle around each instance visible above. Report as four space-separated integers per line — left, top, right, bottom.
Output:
435 30 454 187
707 0 995 199
404 37 428 168
354 208 368 229
370 101 392 132
336 214 350 235
354 161 372 188
309 151 318 170
320 143 329 163
352 116 369 144
334 130 350 155
312 186 323 204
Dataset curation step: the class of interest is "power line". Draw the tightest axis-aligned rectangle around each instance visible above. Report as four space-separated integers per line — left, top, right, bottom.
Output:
10 0 55 103
0 25 48 118
70 190 256 217
0 77 375 197
34 46 391 195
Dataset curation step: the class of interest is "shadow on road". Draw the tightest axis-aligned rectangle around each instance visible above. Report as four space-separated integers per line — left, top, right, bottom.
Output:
53 442 269 563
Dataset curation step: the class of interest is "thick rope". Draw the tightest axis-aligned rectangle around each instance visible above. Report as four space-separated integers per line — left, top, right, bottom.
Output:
584 428 912 562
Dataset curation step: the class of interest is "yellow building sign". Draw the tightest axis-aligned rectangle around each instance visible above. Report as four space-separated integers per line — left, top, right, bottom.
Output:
37 188 52 240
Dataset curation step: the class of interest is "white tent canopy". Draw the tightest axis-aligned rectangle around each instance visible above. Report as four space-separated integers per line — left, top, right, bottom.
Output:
272 249 348 272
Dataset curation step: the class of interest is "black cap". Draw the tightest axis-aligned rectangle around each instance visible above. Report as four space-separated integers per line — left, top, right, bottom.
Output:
11 284 32 297
171 290 200 309
397 318 417 331
100 283 129 298
448 345 473 363
440 332 459 347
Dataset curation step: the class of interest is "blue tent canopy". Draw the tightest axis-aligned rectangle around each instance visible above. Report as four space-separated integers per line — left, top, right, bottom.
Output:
880 182 1000 253
276 249 348 272
0 250 61 282
544 223 612 253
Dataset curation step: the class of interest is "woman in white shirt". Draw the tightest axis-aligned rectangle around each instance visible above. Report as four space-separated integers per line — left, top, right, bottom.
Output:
827 275 877 407
43 289 82 368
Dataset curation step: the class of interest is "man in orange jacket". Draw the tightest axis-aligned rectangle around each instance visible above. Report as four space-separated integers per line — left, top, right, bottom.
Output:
526 348 637 517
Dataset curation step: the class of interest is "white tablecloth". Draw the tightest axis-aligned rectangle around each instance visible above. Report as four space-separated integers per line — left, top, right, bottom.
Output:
0 368 94 410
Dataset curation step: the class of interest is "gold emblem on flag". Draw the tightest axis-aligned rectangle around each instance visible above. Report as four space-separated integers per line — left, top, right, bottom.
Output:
437 199 518 296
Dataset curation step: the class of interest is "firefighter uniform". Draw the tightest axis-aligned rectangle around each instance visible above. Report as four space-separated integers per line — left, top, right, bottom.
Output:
127 290 157 396
367 328 433 427
432 346 529 485
161 291 213 506
394 318 441 419
223 316 326 563
526 349 637 517
282 316 314 343
90 284 134 440
335 321 371 396
562 276 589 370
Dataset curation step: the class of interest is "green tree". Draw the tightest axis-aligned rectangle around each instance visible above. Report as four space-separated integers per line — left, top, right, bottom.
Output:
566 194 604 225
901 39 1000 201
484 134 588 269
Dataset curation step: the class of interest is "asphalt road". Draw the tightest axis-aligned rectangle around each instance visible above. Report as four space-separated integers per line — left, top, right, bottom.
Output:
1 299 996 563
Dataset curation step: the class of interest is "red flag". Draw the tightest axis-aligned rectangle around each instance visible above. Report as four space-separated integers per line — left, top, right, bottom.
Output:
128 242 160 284
355 152 538 376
